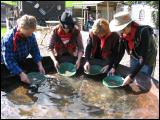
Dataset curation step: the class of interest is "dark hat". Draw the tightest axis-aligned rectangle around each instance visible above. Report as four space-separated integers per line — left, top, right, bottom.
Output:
59 11 74 29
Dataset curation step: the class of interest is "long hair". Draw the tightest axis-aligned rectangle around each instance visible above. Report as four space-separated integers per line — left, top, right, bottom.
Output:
91 18 111 36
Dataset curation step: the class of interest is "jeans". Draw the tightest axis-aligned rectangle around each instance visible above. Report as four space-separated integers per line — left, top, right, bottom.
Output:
130 56 153 76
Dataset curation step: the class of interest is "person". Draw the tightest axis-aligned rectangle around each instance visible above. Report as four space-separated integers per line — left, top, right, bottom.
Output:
14 6 21 20
109 11 157 86
97 11 102 19
1 15 45 84
6 7 14 30
84 18 120 75
48 11 84 70
88 14 94 30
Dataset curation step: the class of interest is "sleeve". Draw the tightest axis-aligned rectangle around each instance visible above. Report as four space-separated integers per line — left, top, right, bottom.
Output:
111 35 120 68
76 32 84 54
48 30 56 50
85 34 92 62
30 34 42 63
130 28 150 79
112 38 126 69
2 38 23 75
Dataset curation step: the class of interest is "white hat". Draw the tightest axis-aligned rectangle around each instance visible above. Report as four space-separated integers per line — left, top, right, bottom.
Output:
109 11 132 32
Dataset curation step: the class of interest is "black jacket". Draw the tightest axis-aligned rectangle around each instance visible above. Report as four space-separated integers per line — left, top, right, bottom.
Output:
118 23 157 78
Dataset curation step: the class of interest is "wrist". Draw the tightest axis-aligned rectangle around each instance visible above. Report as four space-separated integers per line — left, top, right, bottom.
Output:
53 59 58 63
19 72 24 77
38 63 42 67
86 61 90 64
128 74 134 81
77 58 81 62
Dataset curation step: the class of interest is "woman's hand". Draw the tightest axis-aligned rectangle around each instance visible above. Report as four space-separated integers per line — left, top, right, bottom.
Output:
122 75 133 86
37 62 45 74
38 65 45 74
107 67 116 76
100 65 109 73
84 61 90 73
75 59 81 69
54 60 60 71
19 72 31 84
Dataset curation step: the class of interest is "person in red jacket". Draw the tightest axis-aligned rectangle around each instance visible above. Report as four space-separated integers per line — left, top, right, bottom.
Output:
84 18 120 75
49 11 84 70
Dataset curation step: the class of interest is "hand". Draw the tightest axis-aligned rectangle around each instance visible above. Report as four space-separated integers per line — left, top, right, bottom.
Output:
122 75 133 86
84 62 90 73
38 65 45 74
75 59 81 69
107 67 116 76
19 72 31 84
73 49 78 57
100 65 109 73
54 60 60 70
139 56 143 64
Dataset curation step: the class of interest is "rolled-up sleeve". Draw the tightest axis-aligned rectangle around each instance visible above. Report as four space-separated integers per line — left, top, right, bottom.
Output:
30 35 42 63
77 32 84 54
48 30 56 50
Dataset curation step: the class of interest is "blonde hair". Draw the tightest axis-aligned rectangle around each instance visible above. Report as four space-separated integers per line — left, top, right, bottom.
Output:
91 18 110 36
17 14 37 29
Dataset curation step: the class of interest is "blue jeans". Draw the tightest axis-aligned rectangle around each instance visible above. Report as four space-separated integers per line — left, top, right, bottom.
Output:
130 56 153 76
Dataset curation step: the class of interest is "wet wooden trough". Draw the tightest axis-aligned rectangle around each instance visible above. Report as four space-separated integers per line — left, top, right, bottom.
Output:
1 56 159 119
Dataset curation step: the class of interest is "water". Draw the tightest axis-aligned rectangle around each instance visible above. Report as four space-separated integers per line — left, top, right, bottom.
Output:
1 71 159 119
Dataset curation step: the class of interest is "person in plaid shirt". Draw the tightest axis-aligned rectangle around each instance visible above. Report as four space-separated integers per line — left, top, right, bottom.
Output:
1 15 45 84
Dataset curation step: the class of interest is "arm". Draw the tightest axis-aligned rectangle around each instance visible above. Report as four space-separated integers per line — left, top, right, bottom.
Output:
48 30 58 63
129 28 150 79
30 35 45 74
103 35 125 75
30 34 42 64
48 30 60 70
76 32 84 62
85 35 92 62
2 38 23 75
112 38 126 69
84 35 92 72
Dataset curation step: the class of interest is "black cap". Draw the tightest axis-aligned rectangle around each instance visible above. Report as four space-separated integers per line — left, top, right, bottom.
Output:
59 11 74 29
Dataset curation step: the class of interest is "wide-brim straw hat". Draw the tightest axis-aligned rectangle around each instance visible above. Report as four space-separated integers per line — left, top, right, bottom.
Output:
109 11 132 32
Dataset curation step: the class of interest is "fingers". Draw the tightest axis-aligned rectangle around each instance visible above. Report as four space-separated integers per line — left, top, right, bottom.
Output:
55 65 59 71
87 65 90 71
84 63 90 73
76 60 80 70
100 68 105 73
26 75 31 84
107 70 115 76
26 78 31 84
54 62 60 71
100 67 107 73
42 68 46 74
22 78 31 84
101 65 109 73
20 72 31 84
41 69 46 74
57 64 60 69
76 63 80 69
39 68 45 74
107 71 112 76
122 75 133 86
122 79 131 86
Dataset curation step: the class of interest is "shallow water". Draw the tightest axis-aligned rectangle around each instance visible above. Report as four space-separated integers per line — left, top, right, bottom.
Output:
1 67 159 119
